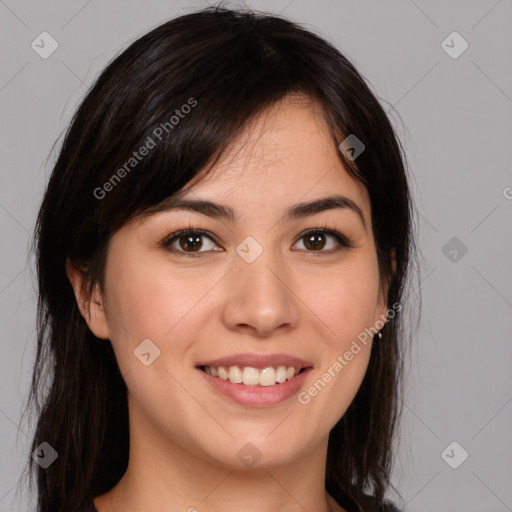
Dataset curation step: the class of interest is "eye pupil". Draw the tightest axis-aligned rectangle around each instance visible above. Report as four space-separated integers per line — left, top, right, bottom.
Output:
305 233 326 250
180 234 202 252
166 228 346 256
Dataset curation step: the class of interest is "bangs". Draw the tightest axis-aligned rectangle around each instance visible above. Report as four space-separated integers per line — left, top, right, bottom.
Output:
74 9 359 237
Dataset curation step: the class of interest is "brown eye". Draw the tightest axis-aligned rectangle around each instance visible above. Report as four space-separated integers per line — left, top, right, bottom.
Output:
303 232 327 250
294 229 353 253
178 233 203 252
162 229 221 257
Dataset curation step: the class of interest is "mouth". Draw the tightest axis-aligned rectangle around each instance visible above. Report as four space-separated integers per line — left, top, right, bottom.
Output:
197 364 309 387
196 364 313 407
195 353 314 406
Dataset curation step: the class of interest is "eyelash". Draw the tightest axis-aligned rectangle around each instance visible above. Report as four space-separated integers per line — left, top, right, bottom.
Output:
161 227 354 258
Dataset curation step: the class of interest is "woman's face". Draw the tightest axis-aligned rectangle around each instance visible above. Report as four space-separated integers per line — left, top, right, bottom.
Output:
78 95 390 471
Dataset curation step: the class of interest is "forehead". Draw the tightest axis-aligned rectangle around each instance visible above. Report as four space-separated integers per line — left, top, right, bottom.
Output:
184 95 370 217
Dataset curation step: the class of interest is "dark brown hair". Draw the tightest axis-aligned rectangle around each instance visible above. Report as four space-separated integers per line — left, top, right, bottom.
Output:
23 5 419 511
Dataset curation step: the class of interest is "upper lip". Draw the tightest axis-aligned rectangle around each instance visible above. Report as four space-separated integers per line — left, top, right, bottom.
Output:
196 353 313 370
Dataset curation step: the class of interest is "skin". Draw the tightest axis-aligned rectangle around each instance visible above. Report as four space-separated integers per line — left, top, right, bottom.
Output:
67 94 394 512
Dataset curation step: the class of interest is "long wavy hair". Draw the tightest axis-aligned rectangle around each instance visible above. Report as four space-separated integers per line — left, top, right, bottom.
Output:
21 5 419 511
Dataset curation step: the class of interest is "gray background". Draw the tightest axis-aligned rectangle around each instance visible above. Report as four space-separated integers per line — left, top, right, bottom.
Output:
1 0 511 510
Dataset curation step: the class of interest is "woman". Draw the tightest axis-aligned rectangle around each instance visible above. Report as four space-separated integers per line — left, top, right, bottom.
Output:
26 5 418 511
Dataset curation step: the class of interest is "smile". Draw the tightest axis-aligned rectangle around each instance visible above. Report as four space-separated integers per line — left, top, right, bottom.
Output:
200 365 306 387
197 365 313 407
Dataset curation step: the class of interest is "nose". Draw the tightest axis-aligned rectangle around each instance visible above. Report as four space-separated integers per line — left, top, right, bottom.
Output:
221 247 300 338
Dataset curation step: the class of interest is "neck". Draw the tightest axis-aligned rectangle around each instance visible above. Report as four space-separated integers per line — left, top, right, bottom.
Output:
94 403 343 512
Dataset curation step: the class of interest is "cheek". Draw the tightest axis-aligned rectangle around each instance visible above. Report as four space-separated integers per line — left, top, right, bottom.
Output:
105 262 169 340
101 253 181 352
306 257 381 348
103 251 226 360
299 257 380 416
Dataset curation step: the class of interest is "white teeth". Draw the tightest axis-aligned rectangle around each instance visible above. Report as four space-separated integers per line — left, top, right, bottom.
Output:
228 366 243 384
242 367 260 386
203 365 301 386
259 367 276 387
275 366 287 383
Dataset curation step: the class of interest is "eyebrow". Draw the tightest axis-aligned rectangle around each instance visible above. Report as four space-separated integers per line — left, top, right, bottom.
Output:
154 194 366 230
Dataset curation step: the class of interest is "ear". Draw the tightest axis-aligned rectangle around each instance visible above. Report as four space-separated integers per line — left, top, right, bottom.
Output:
65 258 111 340
376 247 397 322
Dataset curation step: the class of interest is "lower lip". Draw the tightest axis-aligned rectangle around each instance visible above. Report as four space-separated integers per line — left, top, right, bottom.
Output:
197 367 313 407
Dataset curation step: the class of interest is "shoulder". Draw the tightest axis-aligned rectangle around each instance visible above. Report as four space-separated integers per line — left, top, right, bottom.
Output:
362 497 402 512
380 501 401 512
358 496 401 512
328 490 401 512
37 506 97 512
75 502 98 512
